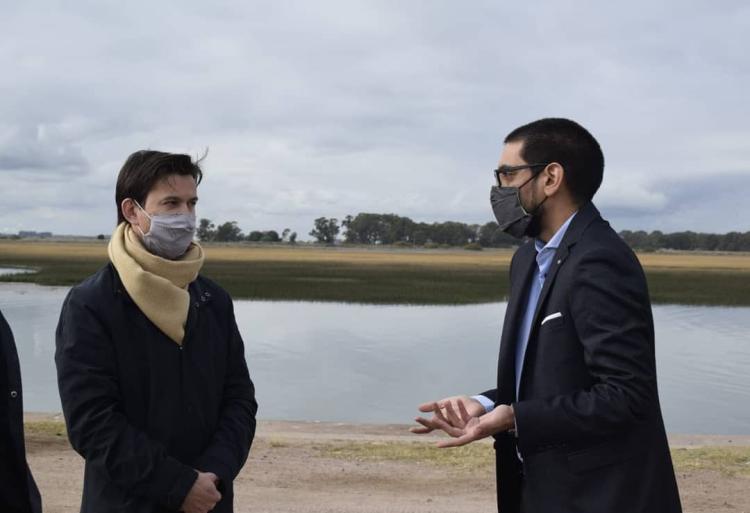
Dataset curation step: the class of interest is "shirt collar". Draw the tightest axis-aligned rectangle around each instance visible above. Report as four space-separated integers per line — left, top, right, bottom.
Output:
534 211 578 254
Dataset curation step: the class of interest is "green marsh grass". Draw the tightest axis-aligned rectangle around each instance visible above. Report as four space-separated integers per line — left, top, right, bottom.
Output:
2 241 749 306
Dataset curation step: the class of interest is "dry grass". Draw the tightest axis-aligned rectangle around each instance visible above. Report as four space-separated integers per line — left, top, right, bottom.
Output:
635 252 750 272
3 240 750 271
0 241 108 260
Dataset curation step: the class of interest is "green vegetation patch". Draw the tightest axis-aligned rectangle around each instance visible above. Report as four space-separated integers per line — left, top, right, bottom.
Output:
24 420 67 438
317 440 494 471
645 269 750 307
201 260 508 305
671 446 750 476
3 246 750 306
319 440 750 477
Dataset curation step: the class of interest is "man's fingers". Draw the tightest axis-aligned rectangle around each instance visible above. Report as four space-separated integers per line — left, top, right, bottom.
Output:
436 433 474 448
457 399 472 423
410 419 434 434
432 415 464 437
443 401 463 427
416 414 463 437
434 406 450 424
418 401 440 413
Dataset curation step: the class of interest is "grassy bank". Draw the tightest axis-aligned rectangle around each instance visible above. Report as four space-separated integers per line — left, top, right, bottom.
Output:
24 419 750 477
321 440 750 477
2 241 750 306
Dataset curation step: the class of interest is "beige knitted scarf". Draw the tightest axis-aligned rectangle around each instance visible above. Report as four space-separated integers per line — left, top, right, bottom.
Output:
107 222 204 345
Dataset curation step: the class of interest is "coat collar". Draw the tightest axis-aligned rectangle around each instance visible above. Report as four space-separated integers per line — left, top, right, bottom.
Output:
557 201 600 251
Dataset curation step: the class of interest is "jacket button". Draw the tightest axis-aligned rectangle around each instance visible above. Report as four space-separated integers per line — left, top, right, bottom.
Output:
10 390 18 399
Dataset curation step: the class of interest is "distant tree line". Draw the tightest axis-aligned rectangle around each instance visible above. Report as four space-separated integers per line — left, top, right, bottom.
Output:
197 219 297 243
312 214 518 247
192 215 750 252
619 230 750 252
310 214 750 251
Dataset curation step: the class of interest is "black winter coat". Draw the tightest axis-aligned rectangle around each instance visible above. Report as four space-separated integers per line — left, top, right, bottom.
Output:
0 310 42 513
55 264 257 513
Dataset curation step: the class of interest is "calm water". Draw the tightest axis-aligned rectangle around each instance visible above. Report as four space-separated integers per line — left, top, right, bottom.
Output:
1 282 748 434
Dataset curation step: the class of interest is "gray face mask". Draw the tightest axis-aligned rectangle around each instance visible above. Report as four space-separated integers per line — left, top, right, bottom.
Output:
490 173 547 239
134 201 197 260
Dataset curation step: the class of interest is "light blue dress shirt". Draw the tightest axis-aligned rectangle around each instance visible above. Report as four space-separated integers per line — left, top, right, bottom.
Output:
473 211 577 413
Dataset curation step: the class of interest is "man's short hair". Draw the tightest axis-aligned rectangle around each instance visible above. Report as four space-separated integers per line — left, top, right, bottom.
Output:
504 118 604 204
115 150 204 224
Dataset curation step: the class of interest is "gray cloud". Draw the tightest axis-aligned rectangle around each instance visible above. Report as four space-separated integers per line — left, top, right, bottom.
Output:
0 0 749 237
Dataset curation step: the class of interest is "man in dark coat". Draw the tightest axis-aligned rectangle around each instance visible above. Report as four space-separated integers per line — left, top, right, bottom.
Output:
56 150 257 513
413 118 682 513
1 310 42 513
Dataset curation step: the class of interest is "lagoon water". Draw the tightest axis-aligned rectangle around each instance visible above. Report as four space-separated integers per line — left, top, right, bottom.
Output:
1 282 748 435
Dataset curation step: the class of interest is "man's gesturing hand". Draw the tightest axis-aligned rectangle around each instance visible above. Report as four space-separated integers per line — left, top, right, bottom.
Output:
181 471 221 513
414 400 516 448
409 395 486 435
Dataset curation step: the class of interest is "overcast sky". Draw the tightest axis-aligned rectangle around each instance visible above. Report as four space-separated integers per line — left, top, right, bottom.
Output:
1 1 748 238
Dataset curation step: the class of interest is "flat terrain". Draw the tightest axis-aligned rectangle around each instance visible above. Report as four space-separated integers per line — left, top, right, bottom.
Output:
2 241 750 305
24 415 750 513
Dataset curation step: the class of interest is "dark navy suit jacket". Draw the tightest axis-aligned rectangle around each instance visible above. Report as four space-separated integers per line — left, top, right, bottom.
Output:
482 202 682 513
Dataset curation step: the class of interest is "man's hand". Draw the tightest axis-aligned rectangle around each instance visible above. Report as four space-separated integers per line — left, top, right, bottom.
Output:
414 400 516 448
410 395 486 435
181 471 221 513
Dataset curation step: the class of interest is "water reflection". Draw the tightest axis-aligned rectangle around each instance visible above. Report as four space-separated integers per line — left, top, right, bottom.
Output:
0 267 34 277
1 283 748 434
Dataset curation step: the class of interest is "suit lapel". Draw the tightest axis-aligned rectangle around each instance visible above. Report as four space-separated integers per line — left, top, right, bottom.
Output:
531 202 602 333
528 244 569 335
519 202 603 394
497 242 536 404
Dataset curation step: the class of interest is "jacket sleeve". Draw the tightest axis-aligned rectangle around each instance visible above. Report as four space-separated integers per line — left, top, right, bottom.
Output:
55 288 198 510
193 298 258 487
513 247 658 454
477 389 498 404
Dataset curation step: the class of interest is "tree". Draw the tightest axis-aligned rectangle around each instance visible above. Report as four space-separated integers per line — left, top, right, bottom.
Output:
478 222 499 247
282 228 291 242
309 217 339 244
214 221 243 242
289 232 297 244
197 218 216 242
261 230 280 242
246 231 263 242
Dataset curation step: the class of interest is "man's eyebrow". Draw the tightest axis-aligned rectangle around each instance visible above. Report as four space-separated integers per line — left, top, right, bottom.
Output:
160 195 199 202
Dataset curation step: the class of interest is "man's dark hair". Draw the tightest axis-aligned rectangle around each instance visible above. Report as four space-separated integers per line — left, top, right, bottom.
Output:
504 118 604 204
115 150 204 224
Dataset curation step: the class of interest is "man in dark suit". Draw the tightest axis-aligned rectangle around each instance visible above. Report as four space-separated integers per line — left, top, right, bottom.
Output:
1 310 42 513
412 118 682 513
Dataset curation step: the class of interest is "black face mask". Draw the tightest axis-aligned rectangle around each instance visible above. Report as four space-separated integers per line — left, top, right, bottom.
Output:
490 172 547 239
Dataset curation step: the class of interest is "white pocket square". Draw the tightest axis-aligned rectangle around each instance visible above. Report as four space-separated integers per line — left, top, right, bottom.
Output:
541 312 562 325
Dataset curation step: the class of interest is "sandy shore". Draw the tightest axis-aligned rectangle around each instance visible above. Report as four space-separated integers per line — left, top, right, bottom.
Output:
24 414 750 513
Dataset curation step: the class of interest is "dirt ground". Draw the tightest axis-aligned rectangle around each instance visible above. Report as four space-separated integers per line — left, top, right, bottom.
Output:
25 416 750 513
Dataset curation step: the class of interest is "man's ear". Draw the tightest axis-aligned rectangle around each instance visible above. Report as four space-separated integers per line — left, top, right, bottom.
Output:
121 198 139 225
542 162 565 196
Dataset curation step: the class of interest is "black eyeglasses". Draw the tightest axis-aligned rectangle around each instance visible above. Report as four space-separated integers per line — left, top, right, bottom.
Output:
493 163 549 185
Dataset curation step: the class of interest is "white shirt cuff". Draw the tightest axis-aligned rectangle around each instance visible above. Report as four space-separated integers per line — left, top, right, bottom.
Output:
471 394 495 413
